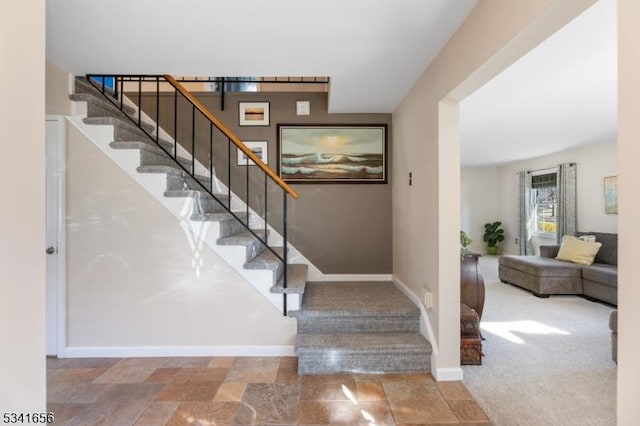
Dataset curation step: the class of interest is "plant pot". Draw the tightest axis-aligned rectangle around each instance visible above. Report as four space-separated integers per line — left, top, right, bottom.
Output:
487 246 498 255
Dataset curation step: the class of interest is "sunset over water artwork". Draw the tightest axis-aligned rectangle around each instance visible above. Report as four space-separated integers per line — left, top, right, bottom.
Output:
278 125 386 183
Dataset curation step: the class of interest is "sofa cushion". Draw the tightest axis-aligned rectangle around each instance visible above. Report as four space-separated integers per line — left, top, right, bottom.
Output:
575 232 617 266
556 235 602 265
499 255 583 278
582 263 617 288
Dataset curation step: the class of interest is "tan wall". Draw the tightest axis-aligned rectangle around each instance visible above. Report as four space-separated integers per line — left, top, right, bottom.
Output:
618 0 640 423
392 0 597 374
460 167 499 254
46 61 72 115
143 91 392 274
65 120 296 348
0 0 46 411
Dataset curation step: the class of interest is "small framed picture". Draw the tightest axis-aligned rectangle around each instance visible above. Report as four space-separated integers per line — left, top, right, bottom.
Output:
604 175 618 214
239 102 270 126
237 141 268 166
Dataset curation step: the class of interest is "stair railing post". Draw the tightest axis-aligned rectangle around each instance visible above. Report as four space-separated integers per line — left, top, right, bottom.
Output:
155 76 160 143
283 192 288 316
137 77 142 127
191 104 195 175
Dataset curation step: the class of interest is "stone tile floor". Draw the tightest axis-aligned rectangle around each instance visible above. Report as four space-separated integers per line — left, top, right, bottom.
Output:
47 356 490 425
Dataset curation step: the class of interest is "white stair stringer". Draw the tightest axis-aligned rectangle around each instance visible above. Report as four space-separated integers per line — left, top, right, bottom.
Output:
66 113 311 313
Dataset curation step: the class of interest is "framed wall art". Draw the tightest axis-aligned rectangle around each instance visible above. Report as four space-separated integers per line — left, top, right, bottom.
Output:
604 175 618 214
239 102 270 126
237 141 268 166
277 124 387 183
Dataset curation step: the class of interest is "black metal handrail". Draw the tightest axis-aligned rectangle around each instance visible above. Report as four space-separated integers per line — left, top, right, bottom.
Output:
86 74 298 315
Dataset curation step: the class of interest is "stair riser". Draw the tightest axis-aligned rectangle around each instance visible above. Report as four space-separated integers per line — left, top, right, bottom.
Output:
192 195 230 215
243 239 267 262
297 351 430 375
139 149 190 170
296 315 421 334
166 173 217 194
218 217 248 238
113 123 149 142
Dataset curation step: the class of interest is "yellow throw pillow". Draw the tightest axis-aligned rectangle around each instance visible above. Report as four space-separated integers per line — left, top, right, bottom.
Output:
556 235 602 265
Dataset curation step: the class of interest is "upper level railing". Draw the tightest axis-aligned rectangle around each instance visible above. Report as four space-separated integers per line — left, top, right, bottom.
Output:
86 74 299 315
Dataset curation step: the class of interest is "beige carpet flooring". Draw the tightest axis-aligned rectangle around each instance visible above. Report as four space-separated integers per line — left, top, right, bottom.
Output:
462 256 616 426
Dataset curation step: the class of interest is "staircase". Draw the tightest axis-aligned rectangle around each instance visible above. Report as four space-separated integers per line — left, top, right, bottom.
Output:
71 76 307 314
294 281 432 374
71 75 431 375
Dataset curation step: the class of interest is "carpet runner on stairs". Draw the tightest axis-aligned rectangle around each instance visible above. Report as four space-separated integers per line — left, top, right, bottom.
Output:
293 281 432 375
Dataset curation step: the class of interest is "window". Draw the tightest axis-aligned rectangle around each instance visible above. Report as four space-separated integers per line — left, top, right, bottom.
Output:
531 172 557 235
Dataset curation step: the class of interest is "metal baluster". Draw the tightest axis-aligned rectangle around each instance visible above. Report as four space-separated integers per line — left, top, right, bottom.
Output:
227 139 231 210
283 193 288 316
210 122 213 193
119 77 123 111
191 105 195 175
173 88 178 160
246 154 249 228
156 77 160 143
137 78 142 126
264 174 268 243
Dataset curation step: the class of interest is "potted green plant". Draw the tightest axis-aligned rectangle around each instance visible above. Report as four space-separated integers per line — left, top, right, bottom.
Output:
483 221 505 255
460 230 473 256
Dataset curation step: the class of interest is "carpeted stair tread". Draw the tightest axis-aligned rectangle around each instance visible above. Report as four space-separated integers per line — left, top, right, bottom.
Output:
110 140 177 156
83 116 152 137
300 281 420 317
218 230 269 247
70 92 137 116
136 165 208 180
190 211 246 222
164 189 225 199
296 332 430 352
271 264 308 294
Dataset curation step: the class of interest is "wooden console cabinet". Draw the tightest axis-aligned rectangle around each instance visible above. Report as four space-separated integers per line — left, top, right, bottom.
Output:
460 253 485 321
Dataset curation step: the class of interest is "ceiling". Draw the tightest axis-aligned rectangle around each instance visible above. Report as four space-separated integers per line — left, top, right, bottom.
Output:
47 0 616 167
46 0 478 113
459 0 617 166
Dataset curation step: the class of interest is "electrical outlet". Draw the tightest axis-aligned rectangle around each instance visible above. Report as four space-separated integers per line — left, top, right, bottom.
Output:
421 288 433 309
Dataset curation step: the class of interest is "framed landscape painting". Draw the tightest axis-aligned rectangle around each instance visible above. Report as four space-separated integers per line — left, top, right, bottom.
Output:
277 124 387 183
237 141 268 166
239 102 270 126
604 175 618 214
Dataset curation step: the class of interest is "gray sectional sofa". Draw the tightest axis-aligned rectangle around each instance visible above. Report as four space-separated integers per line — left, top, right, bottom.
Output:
498 232 617 306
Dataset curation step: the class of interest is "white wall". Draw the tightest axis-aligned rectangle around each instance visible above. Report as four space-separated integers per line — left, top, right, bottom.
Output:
496 139 617 255
64 121 296 354
460 167 499 254
0 0 46 411
392 0 598 377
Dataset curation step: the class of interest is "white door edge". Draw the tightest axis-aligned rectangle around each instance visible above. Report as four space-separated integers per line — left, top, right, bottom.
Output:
45 115 66 357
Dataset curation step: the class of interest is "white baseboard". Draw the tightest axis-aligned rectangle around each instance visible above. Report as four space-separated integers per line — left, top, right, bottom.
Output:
434 367 464 381
60 345 296 358
321 274 392 281
392 276 439 356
